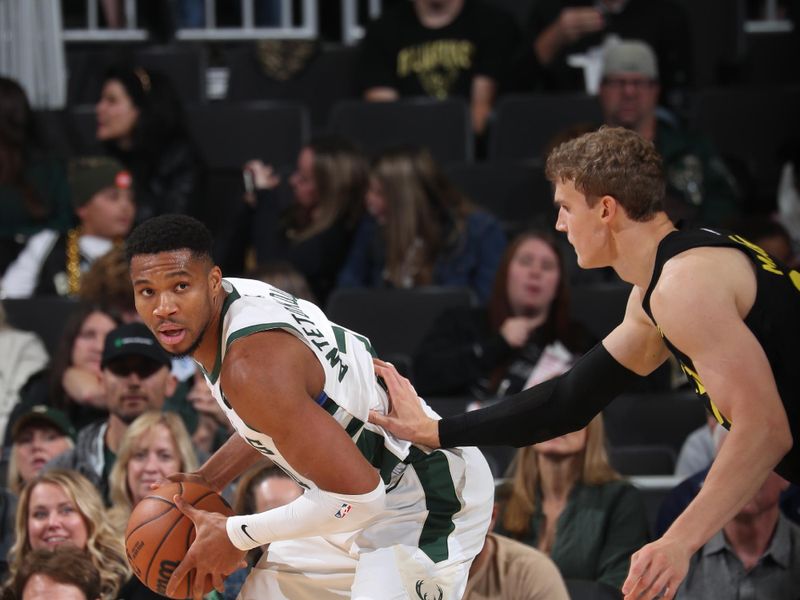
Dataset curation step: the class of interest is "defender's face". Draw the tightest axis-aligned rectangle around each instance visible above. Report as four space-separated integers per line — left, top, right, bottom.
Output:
554 180 609 269
130 250 219 357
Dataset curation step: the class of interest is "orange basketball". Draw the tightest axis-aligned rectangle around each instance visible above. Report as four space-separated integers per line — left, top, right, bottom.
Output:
125 481 234 599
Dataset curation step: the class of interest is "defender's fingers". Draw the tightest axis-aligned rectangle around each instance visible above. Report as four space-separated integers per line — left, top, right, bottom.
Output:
165 556 194 597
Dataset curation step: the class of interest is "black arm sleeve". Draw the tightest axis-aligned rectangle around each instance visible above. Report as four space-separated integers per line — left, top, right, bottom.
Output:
438 343 642 448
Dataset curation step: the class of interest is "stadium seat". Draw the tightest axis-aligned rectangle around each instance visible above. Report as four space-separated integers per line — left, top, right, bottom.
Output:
603 391 707 455
224 44 358 131
66 44 208 105
688 86 800 208
186 102 310 170
65 104 104 155
610 444 677 476
445 161 555 235
488 93 603 162
325 287 477 367
569 283 632 340
327 98 474 163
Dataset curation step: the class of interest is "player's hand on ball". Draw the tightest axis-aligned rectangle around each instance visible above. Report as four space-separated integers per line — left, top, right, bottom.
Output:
370 358 441 448
150 471 216 493
166 495 247 600
622 535 690 600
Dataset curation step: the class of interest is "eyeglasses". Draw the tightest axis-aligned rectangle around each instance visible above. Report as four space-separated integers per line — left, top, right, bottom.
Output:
602 77 656 90
106 359 163 379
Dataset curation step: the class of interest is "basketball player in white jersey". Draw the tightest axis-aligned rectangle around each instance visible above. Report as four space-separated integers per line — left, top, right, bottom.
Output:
126 214 494 600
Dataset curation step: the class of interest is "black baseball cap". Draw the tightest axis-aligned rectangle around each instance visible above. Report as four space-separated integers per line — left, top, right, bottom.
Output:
101 322 171 370
11 404 76 442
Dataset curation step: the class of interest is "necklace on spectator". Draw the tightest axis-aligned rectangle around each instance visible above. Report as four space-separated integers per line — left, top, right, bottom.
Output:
66 227 82 295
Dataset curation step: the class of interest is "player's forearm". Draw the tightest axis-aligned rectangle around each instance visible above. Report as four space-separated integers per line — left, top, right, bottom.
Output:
198 434 265 492
663 423 791 553
226 480 386 550
438 343 641 447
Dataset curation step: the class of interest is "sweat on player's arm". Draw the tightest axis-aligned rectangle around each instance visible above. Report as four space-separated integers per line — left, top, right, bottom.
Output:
168 330 386 598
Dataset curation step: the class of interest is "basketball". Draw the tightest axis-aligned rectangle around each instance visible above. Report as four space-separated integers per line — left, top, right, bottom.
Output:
125 481 234 599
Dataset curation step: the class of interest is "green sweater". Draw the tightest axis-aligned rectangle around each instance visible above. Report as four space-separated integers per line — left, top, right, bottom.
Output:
503 480 650 591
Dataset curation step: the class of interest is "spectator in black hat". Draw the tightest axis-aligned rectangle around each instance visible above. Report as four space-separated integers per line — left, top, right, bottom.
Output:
47 322 176 504
0 157 135 299
5 405 74 495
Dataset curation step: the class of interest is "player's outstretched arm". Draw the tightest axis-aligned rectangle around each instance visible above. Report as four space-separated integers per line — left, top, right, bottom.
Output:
371 288 667 448
621 254 793 600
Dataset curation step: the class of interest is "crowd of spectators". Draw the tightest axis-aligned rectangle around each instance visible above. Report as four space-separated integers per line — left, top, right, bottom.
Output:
0 0 799 598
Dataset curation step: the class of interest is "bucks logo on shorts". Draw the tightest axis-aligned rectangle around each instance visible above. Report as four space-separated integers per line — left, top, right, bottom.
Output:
415 580 443 600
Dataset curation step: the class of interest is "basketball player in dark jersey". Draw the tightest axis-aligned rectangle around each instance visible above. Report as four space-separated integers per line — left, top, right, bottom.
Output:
371 126 800 600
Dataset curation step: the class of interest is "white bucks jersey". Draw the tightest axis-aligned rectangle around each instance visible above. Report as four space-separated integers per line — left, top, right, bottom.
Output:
200 278 424 493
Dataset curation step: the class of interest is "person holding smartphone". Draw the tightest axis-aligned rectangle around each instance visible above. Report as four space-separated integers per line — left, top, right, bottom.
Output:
216 136 367 305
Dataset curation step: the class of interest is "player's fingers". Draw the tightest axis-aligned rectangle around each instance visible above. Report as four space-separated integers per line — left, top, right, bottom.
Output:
165 557 193 597
212 571 226 593
368 409 392 427
192 571 207 600
622 551 648 596
647 572 672 600
173 494 199 522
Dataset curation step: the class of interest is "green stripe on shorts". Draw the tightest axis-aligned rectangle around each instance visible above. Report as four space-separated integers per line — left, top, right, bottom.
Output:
413 451 461 563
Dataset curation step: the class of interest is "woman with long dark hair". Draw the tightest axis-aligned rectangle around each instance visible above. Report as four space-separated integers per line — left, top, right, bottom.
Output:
95 65 203 222
0 76 72 274
413 229 593 400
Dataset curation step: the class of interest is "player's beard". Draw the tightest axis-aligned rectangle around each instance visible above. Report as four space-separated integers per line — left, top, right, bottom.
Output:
166 325 207 359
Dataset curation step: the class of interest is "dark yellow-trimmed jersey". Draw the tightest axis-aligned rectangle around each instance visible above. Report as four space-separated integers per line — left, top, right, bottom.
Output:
642 228 800 483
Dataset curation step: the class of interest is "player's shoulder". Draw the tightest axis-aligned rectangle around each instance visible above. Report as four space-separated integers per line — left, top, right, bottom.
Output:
657 245 747 296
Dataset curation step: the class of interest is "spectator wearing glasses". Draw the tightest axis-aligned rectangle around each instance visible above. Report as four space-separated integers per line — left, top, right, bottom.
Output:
47 322 176 504
598 40 741 228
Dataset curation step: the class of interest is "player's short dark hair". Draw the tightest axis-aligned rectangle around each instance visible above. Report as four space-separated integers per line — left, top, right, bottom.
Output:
125 214 213 264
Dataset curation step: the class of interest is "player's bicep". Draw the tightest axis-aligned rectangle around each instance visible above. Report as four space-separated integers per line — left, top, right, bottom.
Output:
221 333 380 495
651 270 785 426
602 288 668 375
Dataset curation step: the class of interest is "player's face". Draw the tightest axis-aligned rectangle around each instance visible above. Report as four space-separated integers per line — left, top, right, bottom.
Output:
126 424 182 505
131 250 221 357
506 238 561 316
14 425 72 484
71 311 116 373
27 482 89 552
554 180 610 269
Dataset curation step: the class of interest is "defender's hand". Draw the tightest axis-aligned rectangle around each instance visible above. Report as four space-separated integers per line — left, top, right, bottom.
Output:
369 359 440 448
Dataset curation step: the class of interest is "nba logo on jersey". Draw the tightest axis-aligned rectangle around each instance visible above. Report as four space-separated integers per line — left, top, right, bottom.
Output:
334 503 352 519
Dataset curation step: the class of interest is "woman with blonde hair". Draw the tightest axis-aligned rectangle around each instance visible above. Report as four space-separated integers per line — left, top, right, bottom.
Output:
501 414 649 590
108 410 198 526
4 468 129 599
337 146 506 303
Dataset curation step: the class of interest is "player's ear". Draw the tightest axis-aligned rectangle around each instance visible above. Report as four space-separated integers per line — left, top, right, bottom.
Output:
599 195 618 221
208 265 223 291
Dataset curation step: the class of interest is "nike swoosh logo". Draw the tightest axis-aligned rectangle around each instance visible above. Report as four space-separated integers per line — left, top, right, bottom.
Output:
241 524 258 543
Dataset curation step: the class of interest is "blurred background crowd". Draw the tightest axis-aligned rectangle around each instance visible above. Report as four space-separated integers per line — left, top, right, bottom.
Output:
0 0 799 598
